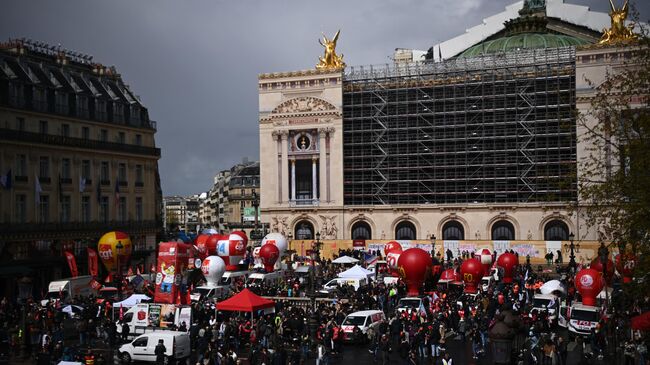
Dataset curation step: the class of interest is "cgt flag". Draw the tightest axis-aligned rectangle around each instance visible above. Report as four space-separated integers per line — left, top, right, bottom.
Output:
87 248 99 277
64 251 79 277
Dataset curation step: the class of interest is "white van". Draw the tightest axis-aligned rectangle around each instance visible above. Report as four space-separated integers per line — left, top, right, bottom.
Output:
190 285 231 302
246 271 284 287
396 297 423 314
219 270 251 287
558 302 602 337
531 294 558 321
319 277 368 294
119 331 190 364
341 310 385 341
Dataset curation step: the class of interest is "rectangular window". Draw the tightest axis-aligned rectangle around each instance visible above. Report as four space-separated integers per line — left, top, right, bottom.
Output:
96 100 107 121
135 165 143 185
118 132 125 144
61 158 71 179
100 129 108 142
55 91 68 114
135 134 142 146
81 160 91 180
15 194 26 223
61 124 70 137
82 126 90 140
118 197 127 222
135 197 143 221
77 95 89 118
118 163 127 182
114 103 124 123
99 196 109 223
16 117 25 131
39 120 48 134
39 195 49 223
32 87 46 111
81 196 91 223
60 195 71 223
39 156 49 178
100 161 110 183
16 154 27 177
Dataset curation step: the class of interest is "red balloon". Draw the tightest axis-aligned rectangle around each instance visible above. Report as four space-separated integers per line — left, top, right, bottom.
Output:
259 244 280 273
496 252 518 284
205 235 220 256
616 253 637 283
384 241 403 256
195 234 210 260
461 258 483 293
231 231 249 247
397 248 432 296
440 269 461 282
590 257 615 283
575 268 604 306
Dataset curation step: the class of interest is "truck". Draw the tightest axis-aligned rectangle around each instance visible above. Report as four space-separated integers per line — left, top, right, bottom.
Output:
116 303 192 336
41 275 97 306
558 302 602 337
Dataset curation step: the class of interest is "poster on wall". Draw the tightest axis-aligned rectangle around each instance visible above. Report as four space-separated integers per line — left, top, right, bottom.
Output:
367 241 433 253
545 241 562 254
443 241 459 256
459 243 477 254
511 243 542 258
493 241 511 254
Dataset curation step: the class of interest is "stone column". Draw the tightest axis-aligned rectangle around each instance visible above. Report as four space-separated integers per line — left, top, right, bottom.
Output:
312 157 318 201
290 158 296 201
319 129 327 203
280 131 289 203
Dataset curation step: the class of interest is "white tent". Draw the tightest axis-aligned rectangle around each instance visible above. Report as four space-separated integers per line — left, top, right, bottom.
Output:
332 256 359 264
338 265 373 279
113 294 151 308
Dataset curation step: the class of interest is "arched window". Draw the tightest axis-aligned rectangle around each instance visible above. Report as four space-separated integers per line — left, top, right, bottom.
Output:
491 220 515 240
442 221 465 240
395 221 416 240
351 221 372 240
294 221 314 240
544 220 569 241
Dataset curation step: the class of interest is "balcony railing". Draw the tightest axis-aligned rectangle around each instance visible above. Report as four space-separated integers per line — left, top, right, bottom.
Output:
0 219 161 240
289 199 319 207
0 128 161 157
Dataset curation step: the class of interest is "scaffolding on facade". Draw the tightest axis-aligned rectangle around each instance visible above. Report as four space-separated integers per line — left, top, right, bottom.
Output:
342 47 577 206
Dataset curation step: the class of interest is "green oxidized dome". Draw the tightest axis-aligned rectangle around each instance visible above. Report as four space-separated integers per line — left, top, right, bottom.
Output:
460 33 589 58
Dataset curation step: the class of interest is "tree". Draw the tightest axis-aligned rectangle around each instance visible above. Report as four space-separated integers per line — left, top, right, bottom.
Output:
577 36 649 293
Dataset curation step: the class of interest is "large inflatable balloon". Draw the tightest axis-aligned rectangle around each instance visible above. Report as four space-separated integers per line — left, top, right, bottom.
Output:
261 233 289 256
616 253 637 283
440 268 461 282
397 248 432 296
98 231 132 274
461 258 483 293
259 244 280 273
386 251 402 277
384 241 402 256
496 252 519 284
475 248 493 276
201 256 226 286
575 268 604 306
205 235 221 256
195 234 210 260
215 234 247 271
590 257 615 283
231 231 249 248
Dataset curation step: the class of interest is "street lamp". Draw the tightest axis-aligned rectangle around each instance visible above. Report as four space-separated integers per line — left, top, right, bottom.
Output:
430 234 437 261
308 231 322 352
252 191 259 247
599 241 610 312
565 232 580 274
116 241 124 294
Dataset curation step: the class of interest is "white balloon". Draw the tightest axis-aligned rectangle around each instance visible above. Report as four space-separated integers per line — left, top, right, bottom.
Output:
201 256 226 286
261 233 288 256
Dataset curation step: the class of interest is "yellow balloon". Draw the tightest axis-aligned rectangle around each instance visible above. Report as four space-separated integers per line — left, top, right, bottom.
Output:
98 231 132 273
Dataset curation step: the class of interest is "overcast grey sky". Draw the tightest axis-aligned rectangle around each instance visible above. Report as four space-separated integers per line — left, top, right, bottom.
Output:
2 0 648 196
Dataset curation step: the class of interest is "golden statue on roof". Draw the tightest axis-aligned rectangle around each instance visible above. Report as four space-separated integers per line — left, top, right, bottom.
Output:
316 30 346 70
599 0 639 45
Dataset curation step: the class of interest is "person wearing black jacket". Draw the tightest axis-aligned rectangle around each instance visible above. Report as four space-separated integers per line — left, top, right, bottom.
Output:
379 334 391 365
154 339 166 365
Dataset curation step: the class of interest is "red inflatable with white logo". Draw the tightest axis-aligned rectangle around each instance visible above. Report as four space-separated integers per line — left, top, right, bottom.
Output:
496 252 518 284
154 242 192 304
253 246 262 266
216 233 247 271
194 234 210 260
259 244 280 273
384 241 402 256
575 268 604 306
397 248 432 296
386 251 402 277
475 248 493 276
616 253 637 283
261 233 288 256
590 257 615 283
461 258 483 293
201 256 226 286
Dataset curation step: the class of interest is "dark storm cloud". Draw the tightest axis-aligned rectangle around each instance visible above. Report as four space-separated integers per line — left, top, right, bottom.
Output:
1 0 648 196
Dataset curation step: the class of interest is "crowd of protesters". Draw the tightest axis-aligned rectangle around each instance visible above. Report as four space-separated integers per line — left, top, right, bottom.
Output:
0 246 648 365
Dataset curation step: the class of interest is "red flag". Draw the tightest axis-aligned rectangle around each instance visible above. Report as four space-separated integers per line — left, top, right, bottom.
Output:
64 251 79 277
119 305 124 321
87 248 99 277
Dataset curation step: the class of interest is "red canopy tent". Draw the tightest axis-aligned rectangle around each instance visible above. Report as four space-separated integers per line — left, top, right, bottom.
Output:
216 288 275 315
631 311 650 331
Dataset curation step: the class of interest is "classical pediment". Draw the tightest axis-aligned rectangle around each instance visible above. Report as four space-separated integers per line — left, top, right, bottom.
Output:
271 96 336 114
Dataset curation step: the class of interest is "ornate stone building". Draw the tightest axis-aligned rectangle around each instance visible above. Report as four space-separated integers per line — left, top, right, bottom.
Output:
258 0 643 254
